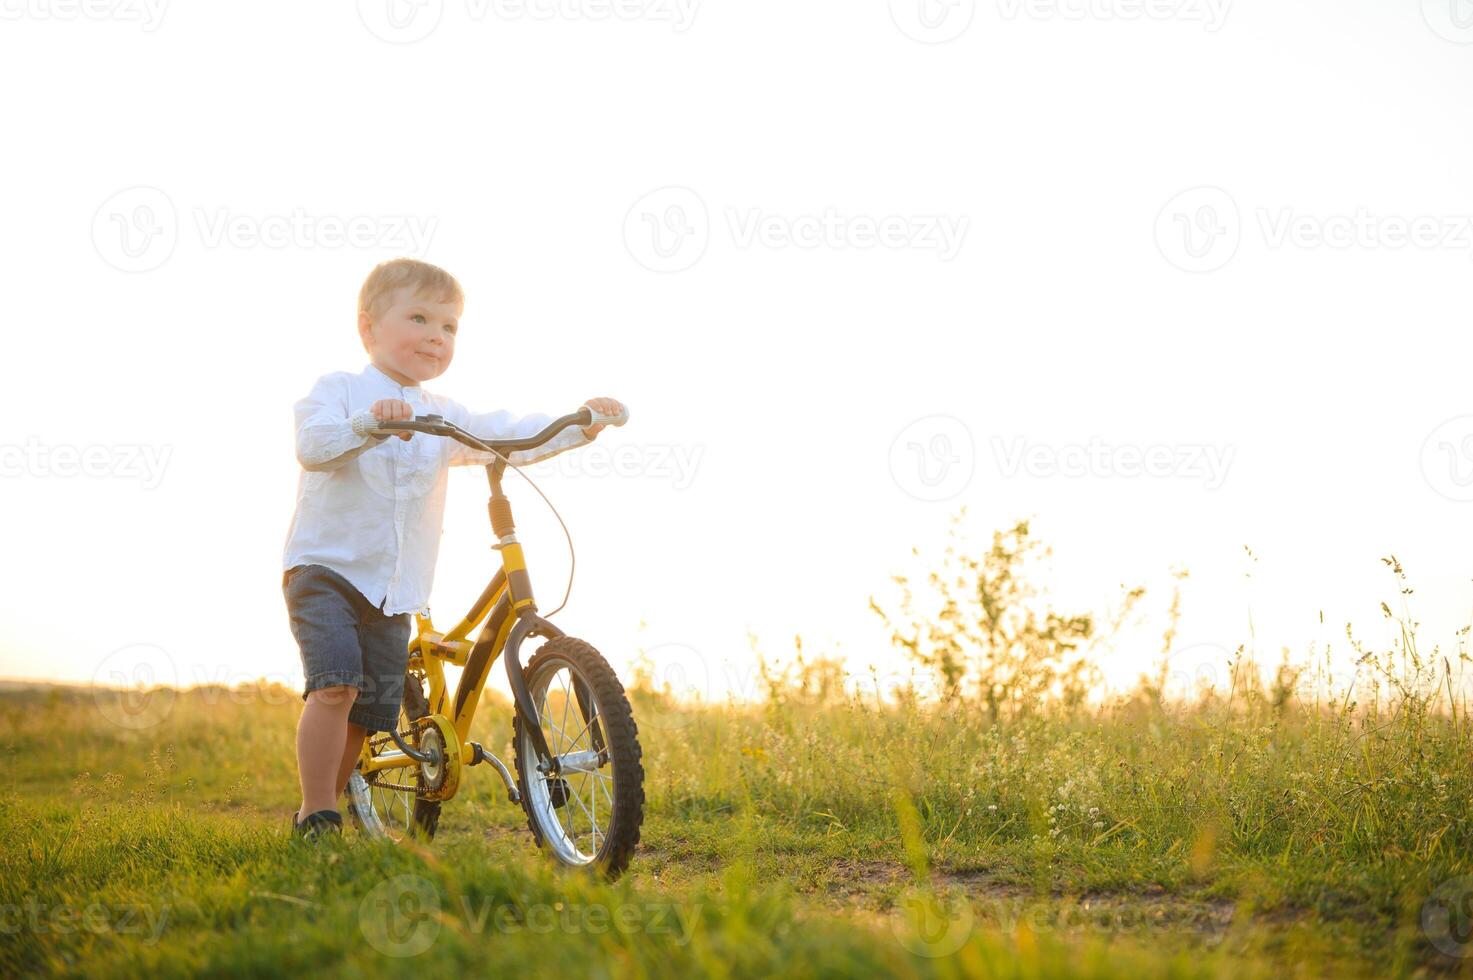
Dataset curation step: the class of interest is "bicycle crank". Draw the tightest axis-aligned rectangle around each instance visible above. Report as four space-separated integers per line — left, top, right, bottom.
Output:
466 741 522 804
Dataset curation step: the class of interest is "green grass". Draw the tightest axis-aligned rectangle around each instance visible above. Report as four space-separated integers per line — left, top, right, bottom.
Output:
4 656 1472 978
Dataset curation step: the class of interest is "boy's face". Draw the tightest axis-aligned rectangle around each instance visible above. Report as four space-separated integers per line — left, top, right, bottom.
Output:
357 286 461 385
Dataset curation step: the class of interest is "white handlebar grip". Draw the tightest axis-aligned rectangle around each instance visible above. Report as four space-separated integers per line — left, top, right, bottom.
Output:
586 405 630 427
351 409 384 437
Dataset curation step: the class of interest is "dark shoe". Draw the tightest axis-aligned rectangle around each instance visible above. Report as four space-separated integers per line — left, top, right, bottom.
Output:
292 809 343 839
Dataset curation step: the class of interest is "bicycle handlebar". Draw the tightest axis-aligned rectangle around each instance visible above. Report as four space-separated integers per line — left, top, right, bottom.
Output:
366 405 629 456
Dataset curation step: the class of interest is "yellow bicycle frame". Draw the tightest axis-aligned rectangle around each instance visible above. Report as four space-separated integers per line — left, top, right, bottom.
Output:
360 562 517 778
356 410 593 785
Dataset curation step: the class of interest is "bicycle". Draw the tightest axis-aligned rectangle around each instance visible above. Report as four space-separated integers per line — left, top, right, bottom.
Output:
341 405 645 879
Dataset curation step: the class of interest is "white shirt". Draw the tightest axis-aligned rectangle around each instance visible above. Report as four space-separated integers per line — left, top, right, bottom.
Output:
282 362 590 616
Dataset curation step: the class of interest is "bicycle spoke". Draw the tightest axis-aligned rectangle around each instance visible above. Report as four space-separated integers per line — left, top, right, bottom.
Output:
574 771 594 836
566 777 597 835
576 827 605 854
543 684 571 757
538 687 557 754
556 753 598 845
360 722 421 839
559 671 572 756
541 677 602 778
552 706 598 761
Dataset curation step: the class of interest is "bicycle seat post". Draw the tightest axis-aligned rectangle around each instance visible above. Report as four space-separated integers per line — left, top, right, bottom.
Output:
487 460 536 615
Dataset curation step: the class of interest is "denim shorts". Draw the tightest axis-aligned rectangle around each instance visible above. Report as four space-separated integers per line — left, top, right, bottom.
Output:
282 563 411 733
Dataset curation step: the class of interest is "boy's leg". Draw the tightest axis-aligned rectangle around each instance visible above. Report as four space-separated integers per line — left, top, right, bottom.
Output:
344 602 413 782
296 685 358 820
283 564 373 823
336 722 368 800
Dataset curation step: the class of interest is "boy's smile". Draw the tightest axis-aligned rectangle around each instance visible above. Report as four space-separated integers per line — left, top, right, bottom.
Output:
357 286 462 386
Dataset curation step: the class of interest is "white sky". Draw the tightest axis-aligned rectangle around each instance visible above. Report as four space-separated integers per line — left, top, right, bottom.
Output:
2 1 1470 710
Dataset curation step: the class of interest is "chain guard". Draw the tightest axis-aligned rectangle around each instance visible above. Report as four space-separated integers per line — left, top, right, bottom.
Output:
364 713 462 802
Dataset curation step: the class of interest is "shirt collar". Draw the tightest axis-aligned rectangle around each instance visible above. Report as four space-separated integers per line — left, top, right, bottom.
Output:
365 362 424 402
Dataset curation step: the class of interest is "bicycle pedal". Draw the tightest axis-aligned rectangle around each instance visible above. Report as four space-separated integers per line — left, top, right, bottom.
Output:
548 778 571 809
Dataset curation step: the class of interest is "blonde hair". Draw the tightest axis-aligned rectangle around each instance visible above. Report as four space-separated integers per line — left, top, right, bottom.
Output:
358 258 464 321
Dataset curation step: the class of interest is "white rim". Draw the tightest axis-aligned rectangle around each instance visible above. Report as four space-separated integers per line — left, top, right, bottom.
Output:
347 741 419 840
521 657 616 866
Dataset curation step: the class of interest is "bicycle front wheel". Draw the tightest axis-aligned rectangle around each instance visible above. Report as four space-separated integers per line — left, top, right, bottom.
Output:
511 636 644 878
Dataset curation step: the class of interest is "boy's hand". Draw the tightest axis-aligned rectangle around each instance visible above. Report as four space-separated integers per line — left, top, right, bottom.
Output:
581 397 625 439
371 399 415 441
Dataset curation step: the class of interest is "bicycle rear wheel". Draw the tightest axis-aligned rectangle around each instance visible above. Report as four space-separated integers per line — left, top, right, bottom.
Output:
511 637 644 878
345 670 442 840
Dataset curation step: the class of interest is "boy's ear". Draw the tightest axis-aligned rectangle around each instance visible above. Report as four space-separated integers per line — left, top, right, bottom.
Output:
357 309 373 352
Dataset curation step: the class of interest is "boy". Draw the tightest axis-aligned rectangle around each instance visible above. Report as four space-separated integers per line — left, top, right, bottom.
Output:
282 257 624 838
